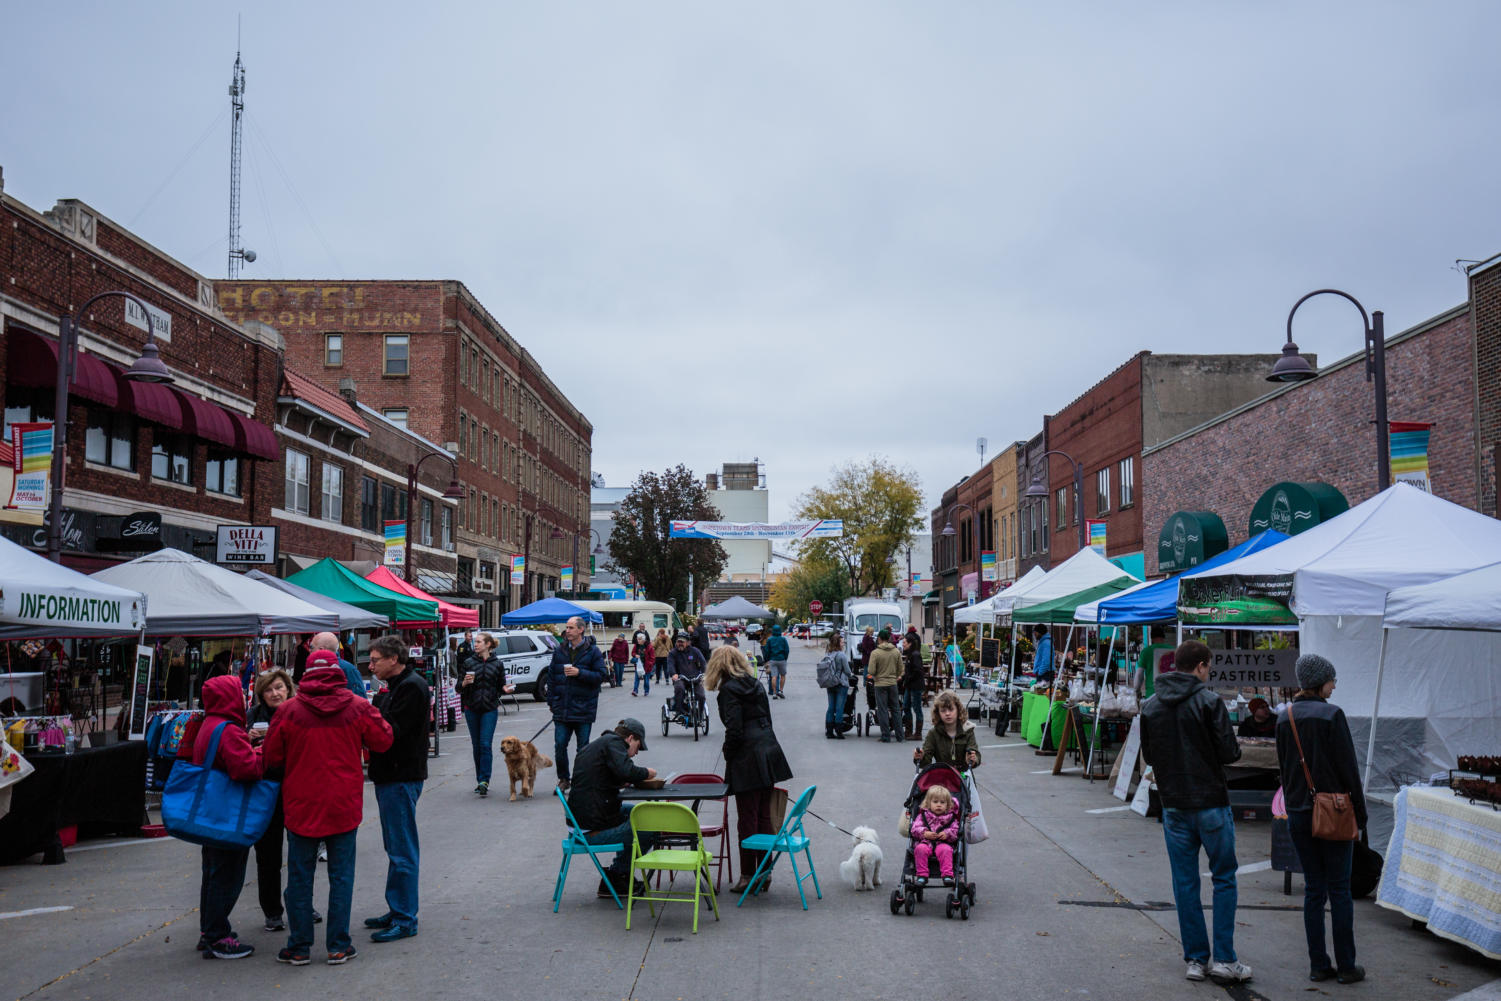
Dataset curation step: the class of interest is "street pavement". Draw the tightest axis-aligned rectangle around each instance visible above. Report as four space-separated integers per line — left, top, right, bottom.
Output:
2 640 1499 1001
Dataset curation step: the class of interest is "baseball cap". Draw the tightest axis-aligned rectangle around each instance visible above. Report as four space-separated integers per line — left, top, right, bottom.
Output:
619 717 648 751
306 650 340 671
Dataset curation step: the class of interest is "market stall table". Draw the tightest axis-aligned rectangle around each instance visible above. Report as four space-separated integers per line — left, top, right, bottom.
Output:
0 741 147 864
1378 785 1501 960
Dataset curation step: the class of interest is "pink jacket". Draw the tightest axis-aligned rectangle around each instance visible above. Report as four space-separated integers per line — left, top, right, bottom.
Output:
911 806 960 844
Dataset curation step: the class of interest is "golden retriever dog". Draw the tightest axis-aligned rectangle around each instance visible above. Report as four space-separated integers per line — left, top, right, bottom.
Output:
499 736 553 801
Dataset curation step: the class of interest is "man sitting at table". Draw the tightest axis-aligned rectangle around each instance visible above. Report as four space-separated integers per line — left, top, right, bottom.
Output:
567 718 659 899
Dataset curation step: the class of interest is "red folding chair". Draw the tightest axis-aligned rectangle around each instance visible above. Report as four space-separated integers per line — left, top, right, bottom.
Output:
672 772 733 891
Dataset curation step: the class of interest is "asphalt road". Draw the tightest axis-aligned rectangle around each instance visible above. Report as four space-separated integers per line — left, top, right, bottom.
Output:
2 641 1498 1001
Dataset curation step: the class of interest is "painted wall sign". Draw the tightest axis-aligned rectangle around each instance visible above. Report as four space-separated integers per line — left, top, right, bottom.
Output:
1158 511 1229 575
1248 482 1347 538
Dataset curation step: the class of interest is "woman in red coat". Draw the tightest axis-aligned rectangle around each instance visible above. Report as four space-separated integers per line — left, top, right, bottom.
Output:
608 635 631 688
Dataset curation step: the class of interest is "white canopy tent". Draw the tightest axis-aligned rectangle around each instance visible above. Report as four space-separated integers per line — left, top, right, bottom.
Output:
953 566 1046 625
92 549 340 636
1003 548 1137 617
1074 578 1155 624
0 535 146 638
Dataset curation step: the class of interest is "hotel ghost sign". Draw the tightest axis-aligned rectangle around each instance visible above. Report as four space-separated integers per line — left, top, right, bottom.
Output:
215 525 278 564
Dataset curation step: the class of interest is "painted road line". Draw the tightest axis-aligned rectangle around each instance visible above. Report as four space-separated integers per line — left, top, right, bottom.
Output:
1201 859 1273 878
1087 805 1132 814
982 742 1032 749
65 837 176 854
0 906 74 920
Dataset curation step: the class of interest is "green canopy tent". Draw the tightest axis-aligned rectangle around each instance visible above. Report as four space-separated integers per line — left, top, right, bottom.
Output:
1012 578 1138 625
286 558 439 627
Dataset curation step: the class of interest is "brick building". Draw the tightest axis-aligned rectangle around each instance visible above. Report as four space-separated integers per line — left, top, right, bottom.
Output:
215 280 592 619
1469 257 1501 517
1 175 281 569
1016 429 1050 577
1142 305 1478 575
990 442 1022 585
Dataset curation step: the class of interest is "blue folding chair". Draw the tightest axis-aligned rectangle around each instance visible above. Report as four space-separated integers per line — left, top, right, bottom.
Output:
736 785 822 910
553 787 626 911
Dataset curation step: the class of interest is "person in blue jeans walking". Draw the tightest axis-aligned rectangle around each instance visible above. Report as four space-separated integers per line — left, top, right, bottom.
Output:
458 632 511 797
544 616 608 792
365 635 430 942
822 632 851 739
1139 640 1252 986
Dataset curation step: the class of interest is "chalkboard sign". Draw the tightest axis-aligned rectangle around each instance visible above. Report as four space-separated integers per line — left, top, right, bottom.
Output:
127 644 154 740
980 638 1000 669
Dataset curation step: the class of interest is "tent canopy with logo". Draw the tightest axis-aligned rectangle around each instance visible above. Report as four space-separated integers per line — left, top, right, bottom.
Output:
1077 530 1290 625
0 535 146 638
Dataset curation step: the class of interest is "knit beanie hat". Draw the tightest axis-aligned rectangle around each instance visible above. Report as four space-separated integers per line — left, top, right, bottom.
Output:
1295 652 1336 691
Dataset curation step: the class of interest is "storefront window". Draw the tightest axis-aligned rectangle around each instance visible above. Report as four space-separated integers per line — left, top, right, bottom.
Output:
86 409 136 470
153 433 194 486
206 449 240 497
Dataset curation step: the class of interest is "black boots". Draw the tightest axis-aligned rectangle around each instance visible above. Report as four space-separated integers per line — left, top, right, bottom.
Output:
825 724 836 739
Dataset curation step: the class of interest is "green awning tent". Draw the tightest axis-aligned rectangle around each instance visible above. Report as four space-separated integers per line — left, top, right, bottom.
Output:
1011 577 1138 625
287 558 439 627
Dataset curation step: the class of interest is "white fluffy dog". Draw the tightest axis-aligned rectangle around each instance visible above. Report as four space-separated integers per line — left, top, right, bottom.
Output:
839 826 883 891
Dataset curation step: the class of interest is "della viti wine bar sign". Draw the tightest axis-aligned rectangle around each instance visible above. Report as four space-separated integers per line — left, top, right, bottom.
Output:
215 525 278 565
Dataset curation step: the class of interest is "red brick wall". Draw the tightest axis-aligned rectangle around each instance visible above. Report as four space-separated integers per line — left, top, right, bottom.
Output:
1471 264 1501 518
1141 306 1477 575
1048 355 1145 564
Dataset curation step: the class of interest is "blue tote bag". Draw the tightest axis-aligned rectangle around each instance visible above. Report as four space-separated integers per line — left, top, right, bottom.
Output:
162 721 280 849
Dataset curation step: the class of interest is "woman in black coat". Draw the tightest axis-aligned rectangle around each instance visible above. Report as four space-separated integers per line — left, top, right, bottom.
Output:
704 646 792 894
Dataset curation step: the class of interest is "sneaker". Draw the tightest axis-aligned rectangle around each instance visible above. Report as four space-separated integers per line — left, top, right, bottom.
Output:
1208 961 1252 984
195 935 211 952
264 915 286 932
206 936 254 960
475 782 489 797
363 913 394 929
370 924 417 942
327 946 358 965
1309 967 1337 982
1185 961 1206 982
597 878 621 899
313 909 323 925
1336 966 1365 985
277 948 311 966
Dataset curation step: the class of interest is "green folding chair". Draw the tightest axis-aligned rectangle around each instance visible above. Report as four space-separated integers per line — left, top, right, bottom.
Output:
626 801 720 933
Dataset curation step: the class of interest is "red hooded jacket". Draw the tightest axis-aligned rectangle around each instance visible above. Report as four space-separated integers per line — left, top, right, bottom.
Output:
178 675 264 782
263 664 393 838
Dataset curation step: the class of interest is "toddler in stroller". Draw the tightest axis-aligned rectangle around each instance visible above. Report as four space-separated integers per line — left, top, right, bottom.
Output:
891 763 977 920
911 785 961 884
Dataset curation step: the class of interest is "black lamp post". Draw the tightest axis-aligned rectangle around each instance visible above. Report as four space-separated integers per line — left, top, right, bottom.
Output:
1269 288 1390 492
404 452 465 582
48 292 174 563
1023 449 1087 551
571 528 604 597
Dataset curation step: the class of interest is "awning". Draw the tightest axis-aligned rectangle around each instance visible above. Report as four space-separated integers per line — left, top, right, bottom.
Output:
115 372 182 428
173 390 237 447
6 328 118 407
229 411 280 460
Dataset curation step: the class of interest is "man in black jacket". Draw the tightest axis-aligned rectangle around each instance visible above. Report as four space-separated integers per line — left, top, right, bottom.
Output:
365 635 430 942
568 719 658 897
1139 640 1251 986
667 632 707 717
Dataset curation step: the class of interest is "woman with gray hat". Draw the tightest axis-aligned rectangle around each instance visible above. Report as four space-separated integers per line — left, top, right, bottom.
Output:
1275 653 1368 986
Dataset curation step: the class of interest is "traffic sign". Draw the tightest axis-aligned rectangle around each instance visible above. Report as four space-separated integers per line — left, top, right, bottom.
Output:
809 600 823 616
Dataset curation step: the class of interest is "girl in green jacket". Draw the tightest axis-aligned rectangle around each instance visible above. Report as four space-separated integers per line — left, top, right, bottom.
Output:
914 690 981 770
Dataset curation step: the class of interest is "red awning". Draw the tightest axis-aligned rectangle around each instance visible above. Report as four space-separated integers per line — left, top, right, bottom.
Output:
229 412 280 460
6 328 119 407
112 368 183 428
172 390 238 447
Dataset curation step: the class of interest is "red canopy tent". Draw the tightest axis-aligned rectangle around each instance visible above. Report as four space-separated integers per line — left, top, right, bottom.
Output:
365 566 480 628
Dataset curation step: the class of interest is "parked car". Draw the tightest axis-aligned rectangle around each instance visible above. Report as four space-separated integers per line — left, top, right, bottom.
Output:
488 630 560 701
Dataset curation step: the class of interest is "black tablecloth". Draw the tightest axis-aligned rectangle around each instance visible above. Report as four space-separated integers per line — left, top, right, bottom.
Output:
0 741 148 864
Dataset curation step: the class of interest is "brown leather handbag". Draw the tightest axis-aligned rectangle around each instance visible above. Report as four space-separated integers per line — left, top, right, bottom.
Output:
1287 702 1359 841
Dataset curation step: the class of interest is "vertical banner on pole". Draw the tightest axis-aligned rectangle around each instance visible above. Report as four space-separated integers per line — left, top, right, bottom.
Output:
9 422 53 510
1086 520 1107 555
561 566 574 591
979 551 997 582
384 521 406 566
1389 421 1434 492
510 555 526 585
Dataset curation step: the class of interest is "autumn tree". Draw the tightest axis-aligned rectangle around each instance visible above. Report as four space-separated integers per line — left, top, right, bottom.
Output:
767 551 850 621
794 457 924 598
606 465 728 611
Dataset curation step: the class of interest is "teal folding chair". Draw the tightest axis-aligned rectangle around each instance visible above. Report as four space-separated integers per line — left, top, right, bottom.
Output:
736 785 822 910
553 787 625 911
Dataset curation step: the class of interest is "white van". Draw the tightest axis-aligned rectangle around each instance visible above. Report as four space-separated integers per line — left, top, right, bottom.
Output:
571 600 684 650
842 598 906 644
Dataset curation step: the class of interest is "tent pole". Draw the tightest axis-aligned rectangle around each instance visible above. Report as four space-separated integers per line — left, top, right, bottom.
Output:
1086 625 1117 780
1363 627 1390 791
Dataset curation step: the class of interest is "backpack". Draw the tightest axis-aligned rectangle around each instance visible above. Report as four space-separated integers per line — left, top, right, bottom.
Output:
815 653 841 689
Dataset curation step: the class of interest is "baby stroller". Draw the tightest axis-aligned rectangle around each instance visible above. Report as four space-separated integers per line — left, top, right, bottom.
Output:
834 673 872 737
889 763 977 920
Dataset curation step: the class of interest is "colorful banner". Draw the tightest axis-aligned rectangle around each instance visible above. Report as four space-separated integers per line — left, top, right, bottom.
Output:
510 555 526 585
911 572 924 590
1390 421 1433 493
383 520 405 566
669 519 843 540
8 422 53 510
1177 573 1297 626
979 551 997 582
561 565 574 590
1087 519 1107 555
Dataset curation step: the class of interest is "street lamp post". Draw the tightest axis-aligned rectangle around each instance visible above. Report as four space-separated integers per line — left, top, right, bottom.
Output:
48 292 174 563
404 451 465 582
1269 288 1390 492
1023 449 1087 552
572 529 605 598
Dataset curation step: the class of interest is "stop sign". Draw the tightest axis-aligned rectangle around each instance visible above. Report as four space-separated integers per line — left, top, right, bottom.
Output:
809 600 823 616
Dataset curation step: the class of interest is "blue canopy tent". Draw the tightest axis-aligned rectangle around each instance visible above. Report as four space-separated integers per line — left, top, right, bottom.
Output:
1087 530 1290 625
501 596 604 626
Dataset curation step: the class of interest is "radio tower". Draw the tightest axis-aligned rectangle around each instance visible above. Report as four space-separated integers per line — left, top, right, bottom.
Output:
226 43 254 277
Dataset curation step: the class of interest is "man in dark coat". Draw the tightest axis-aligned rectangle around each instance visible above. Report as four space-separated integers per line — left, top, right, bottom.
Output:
667 632 707 717
568 719 657 896
544 616 608 792
691 620 713 662
366 635 429 942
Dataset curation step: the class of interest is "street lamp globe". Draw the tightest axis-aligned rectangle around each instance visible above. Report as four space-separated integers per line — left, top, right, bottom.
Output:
1267 340 1317 383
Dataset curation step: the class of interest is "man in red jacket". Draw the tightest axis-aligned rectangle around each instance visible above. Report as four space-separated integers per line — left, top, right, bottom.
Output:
264 650 392 967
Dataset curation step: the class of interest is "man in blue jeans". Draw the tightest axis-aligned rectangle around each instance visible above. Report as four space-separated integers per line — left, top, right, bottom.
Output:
365 635 429 942
544 616 608 792
1139 640 1251 985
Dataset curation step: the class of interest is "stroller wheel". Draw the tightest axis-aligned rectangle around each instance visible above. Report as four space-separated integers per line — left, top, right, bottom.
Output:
903 894 916 916
944 895 956 920
960 898 970 920
888 890 902 915
967 882 977 904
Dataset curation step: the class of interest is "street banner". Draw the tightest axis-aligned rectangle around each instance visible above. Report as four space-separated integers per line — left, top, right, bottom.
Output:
561 566 574 590
384 520 405 566
669 519 843 540
911 572 924 590
1178 573 1297 626
980 551 997 582
1087 520 1107 555
9 422 53 510
510 555 526 585
1390 421 1433 493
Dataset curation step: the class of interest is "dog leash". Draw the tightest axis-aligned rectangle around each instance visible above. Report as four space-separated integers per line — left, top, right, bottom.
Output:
806 808 856 838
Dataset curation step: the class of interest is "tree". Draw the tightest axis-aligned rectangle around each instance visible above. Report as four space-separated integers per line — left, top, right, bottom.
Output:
767 552 850 621
795 457 924 598
606 465 728 611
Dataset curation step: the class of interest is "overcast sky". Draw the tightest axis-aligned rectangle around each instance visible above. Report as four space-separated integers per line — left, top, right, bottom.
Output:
4 3 1498 521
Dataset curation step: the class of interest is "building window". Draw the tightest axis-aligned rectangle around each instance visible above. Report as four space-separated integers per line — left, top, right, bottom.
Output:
468 488 477 530
420 498 433 546
324 333 343 366
482 361 491 402
492 498 499 539
459 339 468 384
441 505 453 548
1055 486 1068 530
1096 467 1111 515
206 449 240 497
321 463 343 522
85 409 135 470
152 433 194 486
358 476 378 531
384 334 409 376
1119 456 1135 508
284 448 310 514
380 482 408 523
481 493 490 537
501 503 509 541
458 413 468 456
383 408 408 427
493 370 501 407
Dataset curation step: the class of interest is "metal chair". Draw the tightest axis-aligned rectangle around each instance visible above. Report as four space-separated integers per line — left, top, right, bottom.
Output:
672 772 733 891
626 802 720 933
552 787 625 911
737 784 822 910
